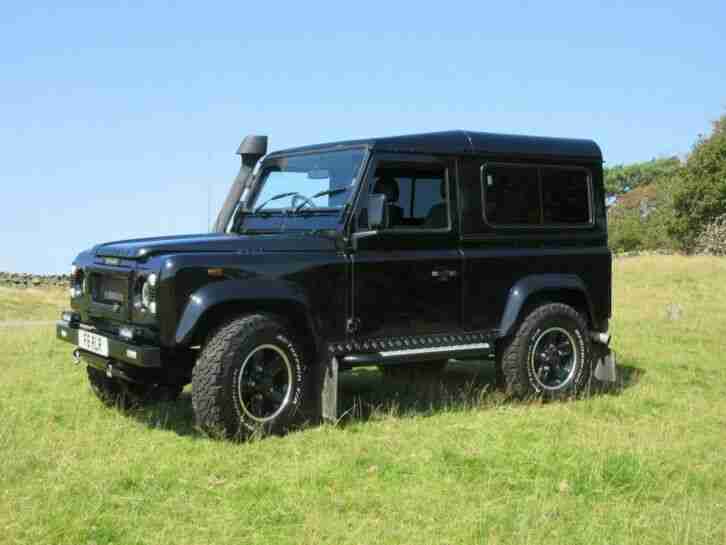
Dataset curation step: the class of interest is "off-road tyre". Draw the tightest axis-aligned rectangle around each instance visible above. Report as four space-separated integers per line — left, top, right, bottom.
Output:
499 303 591 399
379 360 448 381
86 366 183 408
192 314 308 440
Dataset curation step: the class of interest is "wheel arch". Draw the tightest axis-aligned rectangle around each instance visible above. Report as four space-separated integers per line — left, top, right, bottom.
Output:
175 279 320 357
498 274 595 338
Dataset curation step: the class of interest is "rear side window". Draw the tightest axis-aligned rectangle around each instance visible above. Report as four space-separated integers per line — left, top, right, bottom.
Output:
541 168 590 224
482 164 591 227
483 165 540 225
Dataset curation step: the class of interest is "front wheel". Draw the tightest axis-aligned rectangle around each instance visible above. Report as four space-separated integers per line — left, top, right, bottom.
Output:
192 314 308 440
499 303 591 398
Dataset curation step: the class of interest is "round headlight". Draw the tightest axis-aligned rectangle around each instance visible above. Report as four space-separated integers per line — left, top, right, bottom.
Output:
141 281 153 308
140 273 158 313
70 265 85 297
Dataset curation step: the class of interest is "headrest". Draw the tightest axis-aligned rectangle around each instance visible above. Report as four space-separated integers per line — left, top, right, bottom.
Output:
373 176 400 203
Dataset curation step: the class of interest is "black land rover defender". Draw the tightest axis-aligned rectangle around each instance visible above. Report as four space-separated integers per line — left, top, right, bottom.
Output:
57 130 616 439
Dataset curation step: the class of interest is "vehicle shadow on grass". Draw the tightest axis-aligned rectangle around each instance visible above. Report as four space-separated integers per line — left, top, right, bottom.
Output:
337 359 501 424
129 391 199 438
127 358 645 437
337 358 646 425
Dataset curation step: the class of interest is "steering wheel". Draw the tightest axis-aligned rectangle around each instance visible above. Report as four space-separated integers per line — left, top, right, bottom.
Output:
290 193 316 212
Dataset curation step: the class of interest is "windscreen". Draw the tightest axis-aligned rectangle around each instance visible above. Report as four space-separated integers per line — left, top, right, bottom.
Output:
253 149 366 210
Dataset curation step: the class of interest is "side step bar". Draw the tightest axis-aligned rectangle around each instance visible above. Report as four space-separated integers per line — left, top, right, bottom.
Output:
320 337 495 423
341 342 492 367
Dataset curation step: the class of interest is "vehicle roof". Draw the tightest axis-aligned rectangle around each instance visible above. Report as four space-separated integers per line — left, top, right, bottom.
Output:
265 130 602 161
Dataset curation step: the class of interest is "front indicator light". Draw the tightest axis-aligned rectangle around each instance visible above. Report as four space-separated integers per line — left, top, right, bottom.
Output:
61 311 79 323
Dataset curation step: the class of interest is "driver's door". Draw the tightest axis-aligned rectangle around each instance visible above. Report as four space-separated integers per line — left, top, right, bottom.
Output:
350 154 462 339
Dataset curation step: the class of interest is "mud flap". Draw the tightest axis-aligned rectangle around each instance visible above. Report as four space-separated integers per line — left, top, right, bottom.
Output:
321 356 339 423
593 348 617 383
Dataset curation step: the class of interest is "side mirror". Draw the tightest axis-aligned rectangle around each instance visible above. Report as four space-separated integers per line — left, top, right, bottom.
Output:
367 194 387 229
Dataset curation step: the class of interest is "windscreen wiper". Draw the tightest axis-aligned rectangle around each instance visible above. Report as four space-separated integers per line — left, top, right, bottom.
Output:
293 187 350 213
254 192 297 214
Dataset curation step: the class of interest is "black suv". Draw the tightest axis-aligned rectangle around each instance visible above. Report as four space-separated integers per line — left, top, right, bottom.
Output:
57 130 616 439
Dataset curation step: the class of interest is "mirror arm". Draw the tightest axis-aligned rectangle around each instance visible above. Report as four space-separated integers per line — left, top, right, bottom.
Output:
351 230 379 251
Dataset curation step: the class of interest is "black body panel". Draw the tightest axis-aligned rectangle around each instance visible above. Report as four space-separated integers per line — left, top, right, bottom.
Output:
352 245 462 338
456 155 610 333
267 130 601 161
95 233 338 259
57 129 612 389
166 250 349 348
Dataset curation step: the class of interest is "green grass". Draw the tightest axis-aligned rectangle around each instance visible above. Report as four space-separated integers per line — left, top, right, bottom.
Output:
0 285 67 322
1 255 726 544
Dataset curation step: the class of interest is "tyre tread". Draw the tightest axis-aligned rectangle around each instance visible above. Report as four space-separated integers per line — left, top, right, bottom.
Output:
191 313 303 438
500 302 590 398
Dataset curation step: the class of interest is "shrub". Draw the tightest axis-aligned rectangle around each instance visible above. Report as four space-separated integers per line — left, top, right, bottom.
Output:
695 214 726 256
608 209 645 252
607 175 679 253
670 115 726 251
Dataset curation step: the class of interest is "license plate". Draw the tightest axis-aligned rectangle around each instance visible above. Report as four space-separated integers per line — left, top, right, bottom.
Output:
78 330 109 357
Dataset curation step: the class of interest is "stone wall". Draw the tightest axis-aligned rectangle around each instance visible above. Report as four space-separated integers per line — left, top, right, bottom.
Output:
0 272 70 288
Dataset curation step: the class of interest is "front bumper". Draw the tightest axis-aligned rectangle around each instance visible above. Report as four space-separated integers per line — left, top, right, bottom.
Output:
56 319 162 368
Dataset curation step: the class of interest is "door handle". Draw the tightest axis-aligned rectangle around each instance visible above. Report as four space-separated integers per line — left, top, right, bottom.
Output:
431 269 458 281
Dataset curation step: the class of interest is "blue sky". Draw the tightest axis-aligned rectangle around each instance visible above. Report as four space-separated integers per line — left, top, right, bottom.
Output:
1 1 724 273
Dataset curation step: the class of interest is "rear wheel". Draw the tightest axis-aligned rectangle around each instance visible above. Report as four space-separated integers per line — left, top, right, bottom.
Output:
191 314 309 440
499 303 591 398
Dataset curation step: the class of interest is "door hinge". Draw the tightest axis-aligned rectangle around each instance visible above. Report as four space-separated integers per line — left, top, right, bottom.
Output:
346 318 360 335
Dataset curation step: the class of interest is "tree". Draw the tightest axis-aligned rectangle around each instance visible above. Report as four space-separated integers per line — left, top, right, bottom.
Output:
669 115 726 250
604 157 682 195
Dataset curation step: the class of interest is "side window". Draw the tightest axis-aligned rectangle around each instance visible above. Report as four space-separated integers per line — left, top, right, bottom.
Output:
413 177 444 218
362 164 449 230
483 165 540 225
482 164 592 227
541 168 590 224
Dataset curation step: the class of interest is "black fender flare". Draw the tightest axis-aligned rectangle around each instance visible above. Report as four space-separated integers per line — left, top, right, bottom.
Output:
174 278 319 347
498 274 594 338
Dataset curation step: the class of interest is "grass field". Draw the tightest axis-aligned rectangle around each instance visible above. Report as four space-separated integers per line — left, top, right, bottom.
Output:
1 256 726 544
0 285 67 322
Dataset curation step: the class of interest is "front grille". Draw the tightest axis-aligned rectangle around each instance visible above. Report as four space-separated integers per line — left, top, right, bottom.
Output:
91 273 129 306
